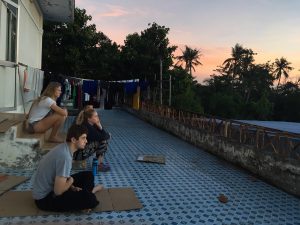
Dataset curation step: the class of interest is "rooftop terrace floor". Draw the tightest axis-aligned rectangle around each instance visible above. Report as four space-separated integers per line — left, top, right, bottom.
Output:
0 109 299 225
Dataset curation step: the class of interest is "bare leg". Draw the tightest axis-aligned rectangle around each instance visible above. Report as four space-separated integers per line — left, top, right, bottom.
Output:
33 113 66 142
48 115 66 142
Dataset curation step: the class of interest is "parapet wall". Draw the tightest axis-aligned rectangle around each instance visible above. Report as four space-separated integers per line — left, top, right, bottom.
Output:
125 107 300 197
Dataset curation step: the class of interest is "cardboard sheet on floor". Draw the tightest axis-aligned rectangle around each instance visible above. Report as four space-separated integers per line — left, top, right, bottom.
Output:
0 174 29 195
0 187 142 217
137 155 166 164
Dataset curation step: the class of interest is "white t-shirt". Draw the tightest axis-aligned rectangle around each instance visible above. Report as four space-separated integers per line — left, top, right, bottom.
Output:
28 97 56 123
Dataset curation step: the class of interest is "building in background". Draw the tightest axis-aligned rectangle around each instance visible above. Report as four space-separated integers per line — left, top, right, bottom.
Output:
0 0 74 113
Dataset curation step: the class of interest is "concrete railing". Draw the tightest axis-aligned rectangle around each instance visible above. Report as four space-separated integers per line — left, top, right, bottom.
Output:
124 103 300 197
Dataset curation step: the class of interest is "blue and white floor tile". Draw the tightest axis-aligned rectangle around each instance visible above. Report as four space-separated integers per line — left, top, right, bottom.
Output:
0 109 299 225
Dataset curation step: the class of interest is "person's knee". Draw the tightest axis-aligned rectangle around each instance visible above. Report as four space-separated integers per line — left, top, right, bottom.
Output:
60 115 66 123
53 113 66 123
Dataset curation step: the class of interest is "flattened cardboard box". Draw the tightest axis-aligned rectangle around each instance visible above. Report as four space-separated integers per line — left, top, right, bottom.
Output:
0 187 142 217
137 155 166 164
0 174 29 195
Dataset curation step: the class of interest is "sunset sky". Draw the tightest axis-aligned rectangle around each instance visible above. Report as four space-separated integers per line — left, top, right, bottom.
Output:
76 0 300 83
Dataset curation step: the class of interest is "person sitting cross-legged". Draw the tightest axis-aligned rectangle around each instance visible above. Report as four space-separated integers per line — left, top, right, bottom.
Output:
74 107 111 172
32 124 103 212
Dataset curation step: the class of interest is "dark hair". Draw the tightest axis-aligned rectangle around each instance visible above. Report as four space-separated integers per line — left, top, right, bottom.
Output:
66 124 88 142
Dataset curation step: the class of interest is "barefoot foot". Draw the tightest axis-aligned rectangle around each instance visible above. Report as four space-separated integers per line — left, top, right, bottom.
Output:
81 208 92 213
92 184 104 194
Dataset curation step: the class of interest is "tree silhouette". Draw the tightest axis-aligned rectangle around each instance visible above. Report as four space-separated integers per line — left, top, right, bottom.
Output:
176 46 202 76
273 57 293 88
222 43 255 82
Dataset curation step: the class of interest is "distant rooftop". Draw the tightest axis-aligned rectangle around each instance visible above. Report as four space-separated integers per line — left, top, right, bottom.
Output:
238 120 300 134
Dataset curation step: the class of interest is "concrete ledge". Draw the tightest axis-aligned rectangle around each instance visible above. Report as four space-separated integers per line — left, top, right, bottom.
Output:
0 126 41 169
124 107 300 197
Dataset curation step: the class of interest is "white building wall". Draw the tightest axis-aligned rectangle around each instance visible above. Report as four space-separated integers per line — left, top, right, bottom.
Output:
18 0 43 68
0 0 43 113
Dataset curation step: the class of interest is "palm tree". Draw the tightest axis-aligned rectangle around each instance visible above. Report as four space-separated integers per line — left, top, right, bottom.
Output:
176 46 202 75
223 43 245 79
222 43 255 81
222 44 256 100
273 57 293 87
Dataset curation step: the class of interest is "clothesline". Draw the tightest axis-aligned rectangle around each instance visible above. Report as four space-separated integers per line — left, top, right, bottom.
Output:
18 62 42 71
18 62 28 68
109 79 140 83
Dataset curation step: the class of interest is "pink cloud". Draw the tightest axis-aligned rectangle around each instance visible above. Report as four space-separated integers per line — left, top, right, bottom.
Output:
97 5 129 18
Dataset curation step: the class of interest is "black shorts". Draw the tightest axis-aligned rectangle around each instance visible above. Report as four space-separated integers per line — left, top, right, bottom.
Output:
25 121 38 134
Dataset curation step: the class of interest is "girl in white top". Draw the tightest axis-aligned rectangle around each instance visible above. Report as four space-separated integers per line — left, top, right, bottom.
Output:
26 82 68 143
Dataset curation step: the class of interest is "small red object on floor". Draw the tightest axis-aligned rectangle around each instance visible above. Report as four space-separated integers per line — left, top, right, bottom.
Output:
218 194 228 203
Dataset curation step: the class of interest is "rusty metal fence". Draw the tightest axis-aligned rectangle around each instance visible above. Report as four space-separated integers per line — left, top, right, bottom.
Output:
141 102 300 160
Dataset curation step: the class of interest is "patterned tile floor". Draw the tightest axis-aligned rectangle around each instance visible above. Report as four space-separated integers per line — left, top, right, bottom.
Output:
0 109 299 225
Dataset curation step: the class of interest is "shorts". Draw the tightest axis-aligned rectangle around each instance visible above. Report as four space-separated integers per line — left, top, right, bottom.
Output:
25 121 38 134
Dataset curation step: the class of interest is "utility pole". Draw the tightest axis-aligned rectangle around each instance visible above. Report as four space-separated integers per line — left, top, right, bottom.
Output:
159 57 162 105
169 74 171 106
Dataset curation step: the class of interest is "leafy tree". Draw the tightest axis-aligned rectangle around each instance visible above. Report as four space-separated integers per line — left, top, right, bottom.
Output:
241 63 274 103
203 73 234 94
120 22 177 81
170 67 203 113
207 92 241 118
172 86 203 113
246 93 273 120
176 46 202 76
42 8 120 79
271 82 300 122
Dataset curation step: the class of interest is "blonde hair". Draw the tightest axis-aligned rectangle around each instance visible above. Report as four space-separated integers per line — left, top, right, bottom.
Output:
35 82 61 104
76 108 96 125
